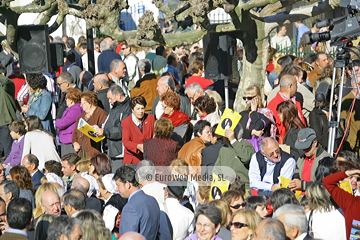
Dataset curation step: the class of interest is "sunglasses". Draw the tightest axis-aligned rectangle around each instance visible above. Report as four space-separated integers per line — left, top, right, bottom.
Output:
230 222 248 229
230 202 246 209
243 96 256 101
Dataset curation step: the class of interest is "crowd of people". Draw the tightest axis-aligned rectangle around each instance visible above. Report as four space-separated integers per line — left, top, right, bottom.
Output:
0 30 359 240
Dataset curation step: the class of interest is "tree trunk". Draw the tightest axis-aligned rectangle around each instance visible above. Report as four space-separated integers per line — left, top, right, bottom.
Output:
234 21 269 112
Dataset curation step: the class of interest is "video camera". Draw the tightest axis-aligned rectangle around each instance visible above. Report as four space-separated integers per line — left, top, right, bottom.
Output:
305 0 360 46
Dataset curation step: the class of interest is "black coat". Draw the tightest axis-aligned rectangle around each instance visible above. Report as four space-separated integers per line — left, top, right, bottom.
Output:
239 110 271 139
86 195 103 214
96 88 111 114
309 107 329 150
201 141 225 167
284 128 303 160
103 97 131 158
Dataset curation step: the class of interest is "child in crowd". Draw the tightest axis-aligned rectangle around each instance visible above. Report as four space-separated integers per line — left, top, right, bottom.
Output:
246 196 268 219
3 120 26 174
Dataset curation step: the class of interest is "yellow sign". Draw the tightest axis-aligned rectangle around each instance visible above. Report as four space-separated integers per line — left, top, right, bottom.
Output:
215 108 242 137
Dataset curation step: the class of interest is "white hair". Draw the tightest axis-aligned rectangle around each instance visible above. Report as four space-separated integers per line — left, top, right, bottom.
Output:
185 82 204 95
273 204 308 234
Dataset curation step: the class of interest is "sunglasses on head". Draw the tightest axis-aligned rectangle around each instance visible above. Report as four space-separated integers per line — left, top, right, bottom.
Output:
230 202 246 209
243 96 255 101
230 222 248 229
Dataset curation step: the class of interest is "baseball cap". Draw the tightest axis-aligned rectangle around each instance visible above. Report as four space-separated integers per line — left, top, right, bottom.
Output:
295 128 317 150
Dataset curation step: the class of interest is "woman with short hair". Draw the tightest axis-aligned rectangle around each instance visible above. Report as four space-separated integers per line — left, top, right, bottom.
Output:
160 91 190 146
185 204 223 240
21 73 55 134
193 96 220 127
143 118 180 166
121 96 155 164
55 88 83 156
72 91 108 159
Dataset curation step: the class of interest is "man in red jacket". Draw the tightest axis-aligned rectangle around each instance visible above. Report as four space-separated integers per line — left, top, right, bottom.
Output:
267 75 306 143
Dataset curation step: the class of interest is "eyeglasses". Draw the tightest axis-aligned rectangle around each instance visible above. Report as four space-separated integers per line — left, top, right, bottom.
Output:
189 90 199 101
263 148 281 158
230 222 248 229
57 82 66 86
242 96 256 101
230 202 246 209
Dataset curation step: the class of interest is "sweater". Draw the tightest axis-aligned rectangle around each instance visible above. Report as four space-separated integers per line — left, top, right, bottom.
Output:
323 171 360 239
3 136 25 166
55 103 84 144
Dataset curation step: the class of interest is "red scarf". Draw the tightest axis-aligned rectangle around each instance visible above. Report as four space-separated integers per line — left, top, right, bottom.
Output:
162 109 190 127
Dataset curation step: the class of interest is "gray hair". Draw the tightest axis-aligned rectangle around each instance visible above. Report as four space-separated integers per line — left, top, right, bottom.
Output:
138 59 151 73
258 218 286 240
47 215 82 240
158 76 175 91
136 160 155 181
260 137 278 152
94 73 110 87
53 36 62 43
185 82 204 95
100 39 111 52
58 72 74 84
0 180 20 199
273 204 307 234
279 75 295 88
108 85 125 97
195 204 221 227
24 154 39 168
110 59 125 73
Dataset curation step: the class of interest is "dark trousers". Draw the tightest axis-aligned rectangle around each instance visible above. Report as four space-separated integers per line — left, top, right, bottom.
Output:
0 125 12 159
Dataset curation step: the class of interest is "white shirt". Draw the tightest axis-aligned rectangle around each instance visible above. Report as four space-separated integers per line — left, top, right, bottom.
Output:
82 51 100 73
271 34 291 50
22 130 61 170
164 198 194 240
249 152 296 191
294 233 308 240
307 208 346 240
141 181 167 207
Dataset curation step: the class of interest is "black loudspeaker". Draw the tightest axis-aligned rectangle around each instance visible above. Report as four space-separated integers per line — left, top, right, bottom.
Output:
17 24 51 74
50 43 65 69
203 32 236 80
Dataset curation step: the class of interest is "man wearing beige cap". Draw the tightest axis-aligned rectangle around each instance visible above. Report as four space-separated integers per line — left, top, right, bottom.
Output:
289 128 330 191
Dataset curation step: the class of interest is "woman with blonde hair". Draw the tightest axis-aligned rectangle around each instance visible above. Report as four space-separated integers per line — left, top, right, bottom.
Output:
33 183 58 218
230 208 261 240
75 209 112 240
209 199 232 240
306 182 346 240
239 85 276 151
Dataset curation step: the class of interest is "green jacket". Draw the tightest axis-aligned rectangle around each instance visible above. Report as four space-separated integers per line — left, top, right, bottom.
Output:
0 74 16 126
214 140 255 189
